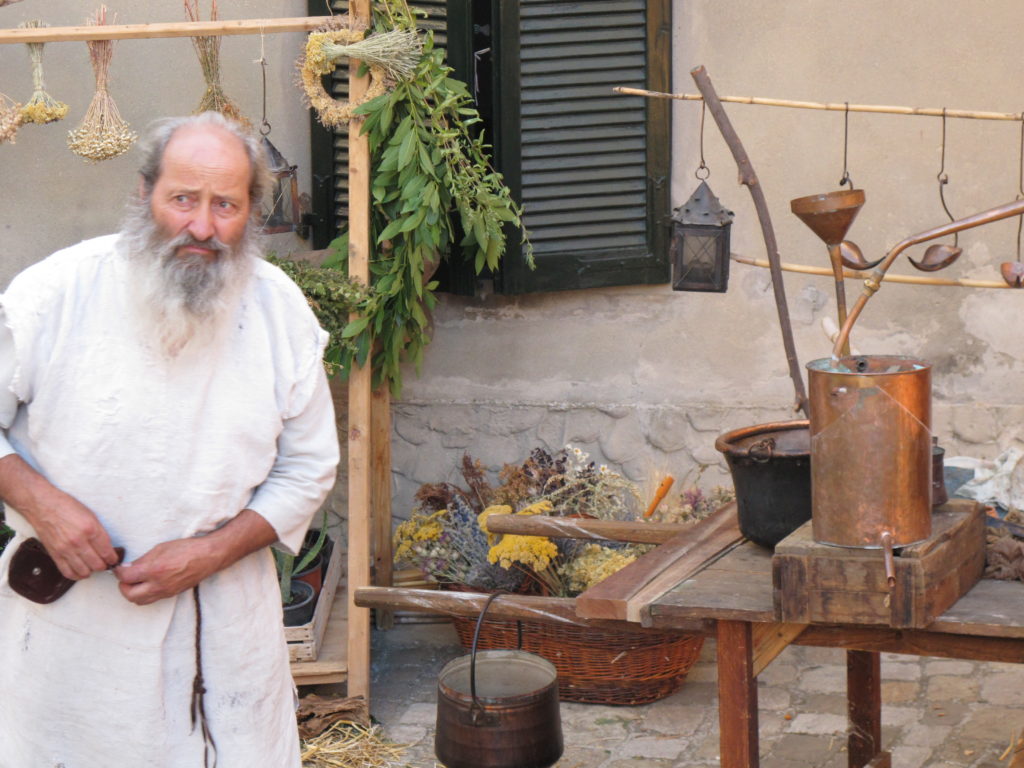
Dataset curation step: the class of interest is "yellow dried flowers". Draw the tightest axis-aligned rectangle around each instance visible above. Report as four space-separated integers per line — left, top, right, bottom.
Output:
19 21 69 125
560 544 639 594
299 21 387 130
487 534 559 572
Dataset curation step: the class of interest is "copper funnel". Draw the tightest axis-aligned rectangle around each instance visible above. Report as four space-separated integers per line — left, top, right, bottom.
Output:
791 189 866 246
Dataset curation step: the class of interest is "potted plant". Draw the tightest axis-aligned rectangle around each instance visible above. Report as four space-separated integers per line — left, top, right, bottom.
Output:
276 513 330 627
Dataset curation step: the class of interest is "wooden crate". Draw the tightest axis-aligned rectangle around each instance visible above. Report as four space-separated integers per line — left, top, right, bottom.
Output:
285 535 343 662
773 499 984 628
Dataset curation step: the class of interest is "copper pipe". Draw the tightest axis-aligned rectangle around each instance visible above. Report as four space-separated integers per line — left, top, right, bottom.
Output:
827 244 850 356
832 197 1024 359
880 531 896 589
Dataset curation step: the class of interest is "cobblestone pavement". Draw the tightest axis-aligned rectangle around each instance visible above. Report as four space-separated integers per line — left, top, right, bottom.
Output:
356 621 1024 768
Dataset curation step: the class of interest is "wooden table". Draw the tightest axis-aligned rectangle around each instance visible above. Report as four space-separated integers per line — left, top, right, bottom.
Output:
626 531 1024 768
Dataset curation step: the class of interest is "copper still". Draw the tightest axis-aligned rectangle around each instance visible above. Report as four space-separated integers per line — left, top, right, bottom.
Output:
806 355 932 561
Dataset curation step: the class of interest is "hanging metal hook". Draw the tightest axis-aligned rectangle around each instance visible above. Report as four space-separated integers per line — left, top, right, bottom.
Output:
695 100 710 180
910 108 963 272
937 107 957 245
838 101 853 189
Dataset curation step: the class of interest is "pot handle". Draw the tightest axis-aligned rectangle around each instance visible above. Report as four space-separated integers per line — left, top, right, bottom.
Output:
469 591 523 723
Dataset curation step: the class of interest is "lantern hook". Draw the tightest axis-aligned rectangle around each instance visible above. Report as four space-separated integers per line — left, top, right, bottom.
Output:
695 100 710 180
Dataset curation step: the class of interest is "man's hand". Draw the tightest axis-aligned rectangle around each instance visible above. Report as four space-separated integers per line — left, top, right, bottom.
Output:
115 508 278 605
115 537 219 605
0 454 118 580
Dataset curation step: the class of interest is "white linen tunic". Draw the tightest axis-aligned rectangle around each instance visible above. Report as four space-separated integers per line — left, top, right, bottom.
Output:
0 235 340 768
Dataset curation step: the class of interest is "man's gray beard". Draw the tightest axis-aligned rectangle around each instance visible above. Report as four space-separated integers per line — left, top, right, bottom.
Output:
121 199 259 356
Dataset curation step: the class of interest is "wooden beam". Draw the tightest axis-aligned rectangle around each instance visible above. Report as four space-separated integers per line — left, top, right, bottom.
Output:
345 0 372 704
353 586 709 634
751 622 807 677
483 513 687 544
575 503 743 622
0 17 333 45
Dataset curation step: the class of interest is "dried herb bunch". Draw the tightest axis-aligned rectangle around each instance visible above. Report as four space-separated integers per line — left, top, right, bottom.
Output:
67 6 137 162
0 92 23 145
183 0 249 127
395 446 651 597
19 20 69 125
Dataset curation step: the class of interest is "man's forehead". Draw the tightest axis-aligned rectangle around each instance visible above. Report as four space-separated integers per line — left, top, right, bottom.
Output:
158 125 252 188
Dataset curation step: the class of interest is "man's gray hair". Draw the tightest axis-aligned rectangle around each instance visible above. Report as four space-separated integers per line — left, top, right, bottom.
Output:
136 112 270 207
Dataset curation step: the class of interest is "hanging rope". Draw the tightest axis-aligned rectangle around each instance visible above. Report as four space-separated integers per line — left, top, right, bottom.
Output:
694 100 709 180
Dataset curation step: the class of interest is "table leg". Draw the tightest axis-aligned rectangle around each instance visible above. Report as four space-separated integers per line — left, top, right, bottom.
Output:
847 649 890 768
718 620 759 768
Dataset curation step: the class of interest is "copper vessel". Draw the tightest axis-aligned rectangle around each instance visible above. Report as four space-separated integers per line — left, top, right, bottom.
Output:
807 355 932 550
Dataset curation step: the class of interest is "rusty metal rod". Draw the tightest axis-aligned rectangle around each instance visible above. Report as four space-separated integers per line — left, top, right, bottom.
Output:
832 197 1024 359
690 66 808 416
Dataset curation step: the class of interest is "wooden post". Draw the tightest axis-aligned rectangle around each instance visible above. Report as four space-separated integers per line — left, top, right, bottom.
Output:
346 0 373 703
717 620 759 768
848 650 889 768
371 385 394 630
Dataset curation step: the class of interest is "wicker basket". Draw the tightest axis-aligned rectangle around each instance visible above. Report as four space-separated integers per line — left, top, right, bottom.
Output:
449 605 704 706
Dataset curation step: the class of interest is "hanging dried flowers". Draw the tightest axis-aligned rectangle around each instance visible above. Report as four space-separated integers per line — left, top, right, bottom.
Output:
0 92 23 145
19 20 69 125
183 0 250 128
67 7 137 162
298 17 409 131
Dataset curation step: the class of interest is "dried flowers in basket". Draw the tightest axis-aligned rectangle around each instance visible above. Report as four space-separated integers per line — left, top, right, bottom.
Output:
394 446 734 704
18 21 69 125
67 6 137 162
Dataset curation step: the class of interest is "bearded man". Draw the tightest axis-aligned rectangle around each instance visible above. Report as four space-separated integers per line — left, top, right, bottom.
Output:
0 112 340 768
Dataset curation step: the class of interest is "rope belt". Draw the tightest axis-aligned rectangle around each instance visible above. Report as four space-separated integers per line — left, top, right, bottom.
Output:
190 584 218 768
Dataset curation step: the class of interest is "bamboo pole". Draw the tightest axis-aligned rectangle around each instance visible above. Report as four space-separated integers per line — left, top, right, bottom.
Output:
0 17 332 44
731 255 1013 289
615 86 1024 122
346 0 372 704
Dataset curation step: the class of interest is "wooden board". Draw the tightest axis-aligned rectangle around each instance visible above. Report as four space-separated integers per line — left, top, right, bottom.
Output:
291 582 349 686
575 502 744 622
285 539 344 662
773 500 984 628
643 539 778 627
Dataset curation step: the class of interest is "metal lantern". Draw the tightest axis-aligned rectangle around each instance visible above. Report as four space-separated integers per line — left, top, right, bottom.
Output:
670 180 734 292
260 136 304 236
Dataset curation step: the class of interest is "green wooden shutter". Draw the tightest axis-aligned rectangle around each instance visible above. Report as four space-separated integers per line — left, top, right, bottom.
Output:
495 0 671 293
307 1 461 249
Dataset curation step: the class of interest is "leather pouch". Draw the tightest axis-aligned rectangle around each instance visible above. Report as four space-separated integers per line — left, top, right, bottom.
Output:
8 538 124 604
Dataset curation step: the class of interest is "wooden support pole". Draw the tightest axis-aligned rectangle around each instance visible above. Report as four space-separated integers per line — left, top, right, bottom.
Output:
345 0 372 703
371 385 394 630
0 17 333 44
847 650 888 768
717 620 759 768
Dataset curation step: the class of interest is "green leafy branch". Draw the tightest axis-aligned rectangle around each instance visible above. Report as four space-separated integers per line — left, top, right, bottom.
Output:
268 254 370 378
324 0 531 396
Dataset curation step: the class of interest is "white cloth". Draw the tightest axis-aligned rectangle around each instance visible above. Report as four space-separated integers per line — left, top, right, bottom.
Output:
0 235 340 768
